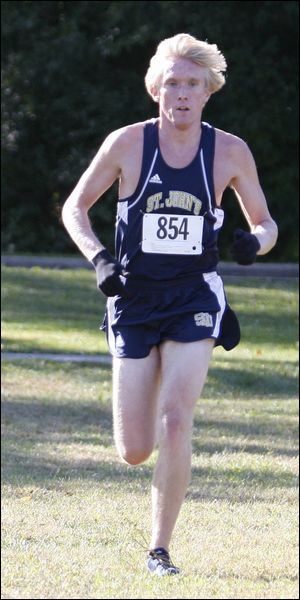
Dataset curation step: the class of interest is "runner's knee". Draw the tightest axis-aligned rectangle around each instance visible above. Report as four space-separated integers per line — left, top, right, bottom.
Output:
161 408 190 441
117 444 153 465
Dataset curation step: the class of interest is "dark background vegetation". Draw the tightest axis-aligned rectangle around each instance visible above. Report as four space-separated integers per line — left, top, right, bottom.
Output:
2 0 299 260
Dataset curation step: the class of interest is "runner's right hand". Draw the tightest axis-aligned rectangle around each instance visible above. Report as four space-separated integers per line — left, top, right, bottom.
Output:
92 249 128 297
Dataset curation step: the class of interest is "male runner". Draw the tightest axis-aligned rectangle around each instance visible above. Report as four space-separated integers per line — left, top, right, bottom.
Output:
62 33 278 576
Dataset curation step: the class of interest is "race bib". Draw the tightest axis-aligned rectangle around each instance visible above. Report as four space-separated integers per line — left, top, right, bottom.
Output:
142 213 203 255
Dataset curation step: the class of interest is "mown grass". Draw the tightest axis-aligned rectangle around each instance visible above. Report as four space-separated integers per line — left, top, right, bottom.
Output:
1 267 298 358
1 266 107 355
1 266 299 599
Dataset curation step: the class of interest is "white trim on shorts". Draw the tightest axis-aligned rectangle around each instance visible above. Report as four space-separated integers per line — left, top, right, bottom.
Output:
203 272 226 338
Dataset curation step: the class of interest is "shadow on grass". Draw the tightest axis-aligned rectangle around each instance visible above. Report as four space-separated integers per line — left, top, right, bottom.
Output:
2 354 298 504
192 438 298 458
2 398 113 447
186 468 298 503
2 394 298 504
207 361 298 399
2 446 297 505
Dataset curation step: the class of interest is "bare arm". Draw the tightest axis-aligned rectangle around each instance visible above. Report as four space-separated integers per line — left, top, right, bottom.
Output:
229 140 278 255
61 130 124 261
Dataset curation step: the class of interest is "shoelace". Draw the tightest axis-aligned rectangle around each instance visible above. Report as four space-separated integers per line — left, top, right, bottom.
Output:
148 549 176 570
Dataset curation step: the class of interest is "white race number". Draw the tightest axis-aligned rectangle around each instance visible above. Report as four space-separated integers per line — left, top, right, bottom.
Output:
142 213 203 255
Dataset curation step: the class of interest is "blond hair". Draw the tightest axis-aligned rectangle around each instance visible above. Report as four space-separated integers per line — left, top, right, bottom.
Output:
145 33 227 98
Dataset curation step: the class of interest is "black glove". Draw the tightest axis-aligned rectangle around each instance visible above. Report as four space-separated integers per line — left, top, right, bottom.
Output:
231 229 261 265
92 249 127 297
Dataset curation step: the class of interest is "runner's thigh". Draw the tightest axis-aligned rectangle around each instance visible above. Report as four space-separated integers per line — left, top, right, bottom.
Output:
159 339 214 420
112 346 161 462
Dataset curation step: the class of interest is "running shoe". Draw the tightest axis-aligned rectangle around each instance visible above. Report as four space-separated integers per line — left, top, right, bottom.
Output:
147 547 180 576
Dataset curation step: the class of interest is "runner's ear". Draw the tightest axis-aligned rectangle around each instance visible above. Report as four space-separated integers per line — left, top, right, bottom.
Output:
150 85 160 103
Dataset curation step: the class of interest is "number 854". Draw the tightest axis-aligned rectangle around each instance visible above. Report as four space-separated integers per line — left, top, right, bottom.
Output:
157 216 189 240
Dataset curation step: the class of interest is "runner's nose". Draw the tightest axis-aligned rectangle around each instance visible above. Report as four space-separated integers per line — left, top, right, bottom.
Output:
178 86 188 100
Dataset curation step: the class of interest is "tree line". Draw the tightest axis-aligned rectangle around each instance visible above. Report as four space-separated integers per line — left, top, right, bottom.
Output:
2 0 298 260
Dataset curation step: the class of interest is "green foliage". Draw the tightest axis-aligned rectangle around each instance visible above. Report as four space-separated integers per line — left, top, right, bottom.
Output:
2 1 299 259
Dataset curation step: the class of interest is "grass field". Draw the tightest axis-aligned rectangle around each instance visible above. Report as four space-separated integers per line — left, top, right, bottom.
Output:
1 267 299 599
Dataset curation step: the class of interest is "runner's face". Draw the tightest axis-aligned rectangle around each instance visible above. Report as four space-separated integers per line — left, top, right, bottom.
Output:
156 58 210 129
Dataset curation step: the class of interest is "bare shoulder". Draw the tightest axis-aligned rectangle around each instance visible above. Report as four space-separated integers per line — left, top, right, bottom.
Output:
95 120 149 199
102 120 145 157
85 120 146 188
215 127 251 156
215 127 255 170
213 127 260 204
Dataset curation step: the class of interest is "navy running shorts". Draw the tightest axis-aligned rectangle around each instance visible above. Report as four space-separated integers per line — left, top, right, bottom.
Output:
101 271 240 359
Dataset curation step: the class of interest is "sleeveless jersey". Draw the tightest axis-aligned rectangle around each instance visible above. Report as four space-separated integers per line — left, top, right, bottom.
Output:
115 118 224 284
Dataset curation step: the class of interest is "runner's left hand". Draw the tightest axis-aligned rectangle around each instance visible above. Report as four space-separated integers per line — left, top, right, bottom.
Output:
230 229 261 265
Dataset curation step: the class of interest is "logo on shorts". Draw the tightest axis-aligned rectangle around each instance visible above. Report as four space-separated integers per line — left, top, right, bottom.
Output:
194 312 213 327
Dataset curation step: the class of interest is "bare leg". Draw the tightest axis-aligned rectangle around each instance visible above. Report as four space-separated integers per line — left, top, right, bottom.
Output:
112 346 161 465
150 339 214 550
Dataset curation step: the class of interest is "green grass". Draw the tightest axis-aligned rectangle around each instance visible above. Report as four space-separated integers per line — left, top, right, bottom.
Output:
1 267 107 354
1 267 298 359
1 267 299 599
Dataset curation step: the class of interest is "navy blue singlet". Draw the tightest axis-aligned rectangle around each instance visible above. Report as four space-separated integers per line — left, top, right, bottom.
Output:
115 118 224 284
101 118 241 358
